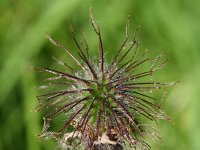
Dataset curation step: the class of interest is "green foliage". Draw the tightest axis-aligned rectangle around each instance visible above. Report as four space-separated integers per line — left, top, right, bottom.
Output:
0 0 200 149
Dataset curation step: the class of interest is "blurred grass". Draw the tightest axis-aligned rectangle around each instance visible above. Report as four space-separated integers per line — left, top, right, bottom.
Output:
22 69 41 150
1 0 200 149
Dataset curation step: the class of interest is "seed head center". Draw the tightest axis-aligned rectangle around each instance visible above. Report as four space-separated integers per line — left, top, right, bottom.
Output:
91 82 111 100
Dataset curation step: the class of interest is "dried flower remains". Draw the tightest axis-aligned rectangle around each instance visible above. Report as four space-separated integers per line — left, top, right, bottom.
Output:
34 9 177 150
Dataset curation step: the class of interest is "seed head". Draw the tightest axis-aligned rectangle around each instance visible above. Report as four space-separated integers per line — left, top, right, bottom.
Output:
35 9 177 150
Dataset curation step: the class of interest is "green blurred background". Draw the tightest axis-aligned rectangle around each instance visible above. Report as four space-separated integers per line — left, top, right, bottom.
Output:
0 0 200 149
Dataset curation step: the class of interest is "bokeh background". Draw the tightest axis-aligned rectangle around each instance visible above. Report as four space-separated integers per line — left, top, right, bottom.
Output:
1 0 200 149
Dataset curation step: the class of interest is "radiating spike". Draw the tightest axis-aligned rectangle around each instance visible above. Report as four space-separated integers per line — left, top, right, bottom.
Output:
90 7 105 79
108 15 130 70
60 104 86 132
45 33 86 72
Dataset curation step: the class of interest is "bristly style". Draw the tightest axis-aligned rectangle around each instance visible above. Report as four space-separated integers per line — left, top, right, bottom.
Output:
34 8 177 150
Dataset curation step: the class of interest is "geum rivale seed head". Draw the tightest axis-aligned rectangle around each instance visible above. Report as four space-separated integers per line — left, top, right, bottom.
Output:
34 9 178 150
